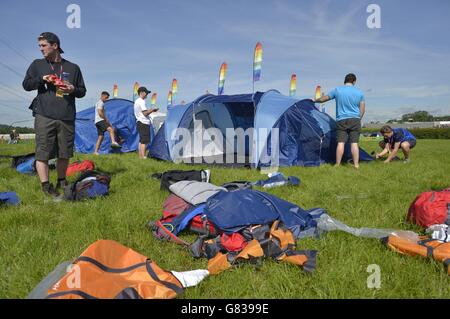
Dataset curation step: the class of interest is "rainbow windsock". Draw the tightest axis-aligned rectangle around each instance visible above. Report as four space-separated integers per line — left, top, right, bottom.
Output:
289 74 297 97
167 91 173 106
171 79 178 100
253 42 263 82
151 93 157 106
315 86 322 100
113 84 118 98
133 82 139 101
218 62 227 95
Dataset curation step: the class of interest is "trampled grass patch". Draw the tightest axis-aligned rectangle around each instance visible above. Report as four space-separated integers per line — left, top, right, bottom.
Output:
0 140 449 298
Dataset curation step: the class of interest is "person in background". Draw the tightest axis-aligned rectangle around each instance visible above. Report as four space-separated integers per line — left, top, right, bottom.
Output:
94 91 121 155
134 87 158 159
314 73 365 169
22 32 86 197
376 125 417 163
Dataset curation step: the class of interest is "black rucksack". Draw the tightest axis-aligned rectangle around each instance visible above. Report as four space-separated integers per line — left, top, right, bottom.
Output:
64 170 111 201
151 169 210 191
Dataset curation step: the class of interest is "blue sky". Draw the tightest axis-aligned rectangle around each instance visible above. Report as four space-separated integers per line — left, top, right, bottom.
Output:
0 0 449 126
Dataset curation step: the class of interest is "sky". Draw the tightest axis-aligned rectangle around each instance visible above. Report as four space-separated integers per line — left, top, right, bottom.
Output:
0 0 449 126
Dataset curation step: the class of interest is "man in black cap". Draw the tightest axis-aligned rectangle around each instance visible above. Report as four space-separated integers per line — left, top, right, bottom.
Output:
23 32 86 197
133 87 158 159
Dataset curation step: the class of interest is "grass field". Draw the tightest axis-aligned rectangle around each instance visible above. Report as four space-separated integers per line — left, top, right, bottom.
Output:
1 139 449 299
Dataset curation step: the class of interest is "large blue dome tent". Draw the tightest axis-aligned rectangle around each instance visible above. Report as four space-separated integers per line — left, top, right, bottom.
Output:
149 90 373 168
75 98 154 154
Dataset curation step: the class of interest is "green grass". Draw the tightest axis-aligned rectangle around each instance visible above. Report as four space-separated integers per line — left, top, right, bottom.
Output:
1 140 450 299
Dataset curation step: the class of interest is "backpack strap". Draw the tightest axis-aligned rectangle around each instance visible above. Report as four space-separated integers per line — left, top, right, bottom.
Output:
154 220 190 246
151 172 163 180
444 258 450 273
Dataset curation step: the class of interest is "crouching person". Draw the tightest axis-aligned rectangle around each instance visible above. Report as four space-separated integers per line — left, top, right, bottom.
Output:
376 125 417 163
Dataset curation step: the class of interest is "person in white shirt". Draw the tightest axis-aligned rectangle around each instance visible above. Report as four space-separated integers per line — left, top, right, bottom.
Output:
134 87 158 159
94 91 121 155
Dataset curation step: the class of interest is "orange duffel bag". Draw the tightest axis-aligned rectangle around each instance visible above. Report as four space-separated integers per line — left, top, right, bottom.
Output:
383 235 450 275
46 240 184 299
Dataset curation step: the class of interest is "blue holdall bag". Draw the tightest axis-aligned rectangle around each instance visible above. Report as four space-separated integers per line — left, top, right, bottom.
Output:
64 170 111 201
0 192 20 206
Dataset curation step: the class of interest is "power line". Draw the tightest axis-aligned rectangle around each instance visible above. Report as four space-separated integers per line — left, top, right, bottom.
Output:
0 61 24 78
0 84 30 102
0 37 31 62
0 101 29 113
9 119 34 127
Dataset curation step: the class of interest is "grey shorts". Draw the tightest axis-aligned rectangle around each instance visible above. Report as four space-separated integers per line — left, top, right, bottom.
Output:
34 114 75 161
336 118 361 143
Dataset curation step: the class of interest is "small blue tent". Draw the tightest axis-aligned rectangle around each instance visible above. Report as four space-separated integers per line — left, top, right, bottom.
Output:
75 99 154 154
149 90 373 167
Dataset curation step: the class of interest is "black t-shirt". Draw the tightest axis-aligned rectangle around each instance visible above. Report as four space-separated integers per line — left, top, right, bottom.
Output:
22 58 87 121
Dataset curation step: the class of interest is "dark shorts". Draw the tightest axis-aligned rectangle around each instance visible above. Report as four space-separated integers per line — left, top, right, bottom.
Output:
34 114 75 161
380 139 416 149
95 120 109 136
402 139 416 149
336 118 361 143
137 121 150 144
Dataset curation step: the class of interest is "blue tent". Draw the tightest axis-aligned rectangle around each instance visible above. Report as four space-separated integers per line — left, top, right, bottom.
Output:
149 90 373 167
75 98 154 154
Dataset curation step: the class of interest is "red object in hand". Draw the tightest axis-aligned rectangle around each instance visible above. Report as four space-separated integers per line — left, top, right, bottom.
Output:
48 74 58 82
48 74 67 88
53 78 66 87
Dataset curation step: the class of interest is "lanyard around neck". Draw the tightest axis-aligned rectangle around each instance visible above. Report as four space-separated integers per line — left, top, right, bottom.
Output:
48 60 63 79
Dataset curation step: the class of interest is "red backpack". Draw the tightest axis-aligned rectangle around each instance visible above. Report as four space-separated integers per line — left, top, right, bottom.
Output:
407 188 450 228
66 160 95 177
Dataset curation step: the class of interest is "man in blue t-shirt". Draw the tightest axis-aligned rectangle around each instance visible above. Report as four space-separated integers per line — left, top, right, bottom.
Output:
314 73 366 168
376 125 417 163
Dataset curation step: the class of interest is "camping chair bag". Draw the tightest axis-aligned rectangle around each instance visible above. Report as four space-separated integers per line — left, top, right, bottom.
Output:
383 235 450 275
46 240 184 299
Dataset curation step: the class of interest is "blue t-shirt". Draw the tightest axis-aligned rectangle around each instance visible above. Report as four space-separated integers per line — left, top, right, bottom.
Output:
328 85 365 121
384 128 416 145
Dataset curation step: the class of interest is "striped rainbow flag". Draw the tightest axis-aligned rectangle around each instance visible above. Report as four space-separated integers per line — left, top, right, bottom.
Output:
151 93 157 106
113 84 118 98
289 74 297 97
253 42 263 82
315 86 322 100
218 62 227 95
172 79 178 100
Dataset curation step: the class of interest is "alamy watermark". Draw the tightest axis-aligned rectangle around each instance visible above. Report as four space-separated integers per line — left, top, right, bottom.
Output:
170 119 280 168
367 4 381 29
66 4 81 29
367 264 381 289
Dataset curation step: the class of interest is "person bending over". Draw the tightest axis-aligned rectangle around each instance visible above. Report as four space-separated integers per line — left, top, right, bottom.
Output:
376 125 417 163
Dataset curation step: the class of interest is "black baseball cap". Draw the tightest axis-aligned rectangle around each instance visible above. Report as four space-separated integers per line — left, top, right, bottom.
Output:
137 87 151 95
38 32 64 54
